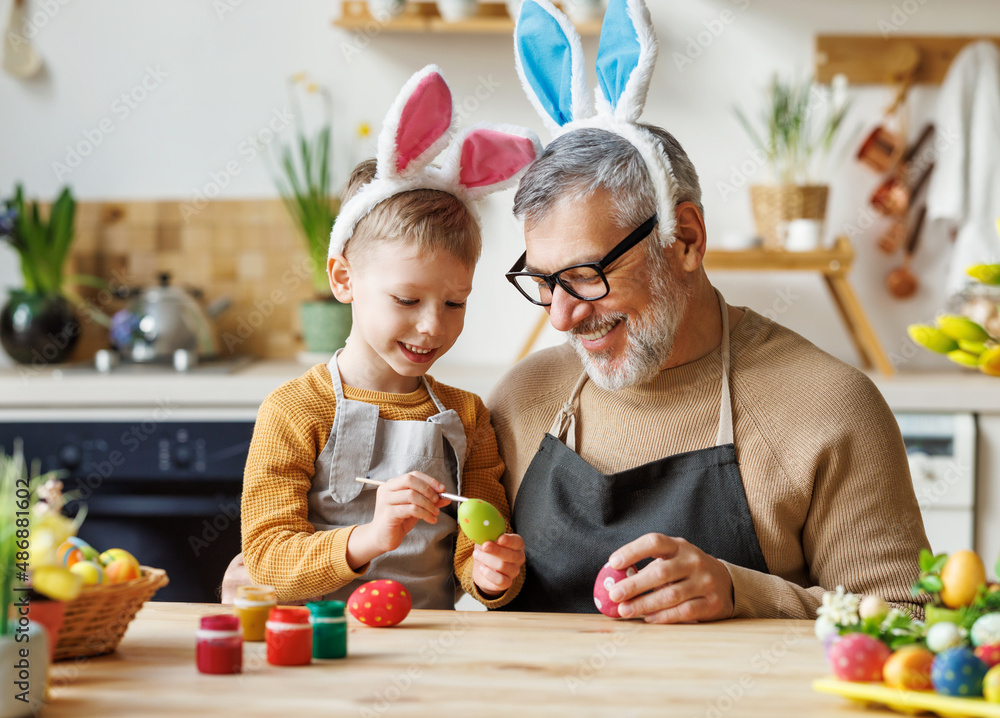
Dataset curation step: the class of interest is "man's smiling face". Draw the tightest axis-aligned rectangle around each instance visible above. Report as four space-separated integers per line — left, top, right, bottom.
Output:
523 188 690 390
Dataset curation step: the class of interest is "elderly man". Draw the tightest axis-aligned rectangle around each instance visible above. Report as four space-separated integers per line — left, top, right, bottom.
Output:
488 125 928 622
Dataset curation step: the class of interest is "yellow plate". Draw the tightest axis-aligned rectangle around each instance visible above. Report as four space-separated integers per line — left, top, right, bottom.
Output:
813 677 1000 718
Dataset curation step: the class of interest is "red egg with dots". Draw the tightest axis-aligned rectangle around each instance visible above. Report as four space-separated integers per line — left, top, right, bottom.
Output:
348 579 412 627
977 643 1000 669
827 633 891 682
592 562 637 618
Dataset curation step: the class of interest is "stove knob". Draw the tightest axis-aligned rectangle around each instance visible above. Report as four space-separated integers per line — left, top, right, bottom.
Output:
173 443 194 469
58 443 82 470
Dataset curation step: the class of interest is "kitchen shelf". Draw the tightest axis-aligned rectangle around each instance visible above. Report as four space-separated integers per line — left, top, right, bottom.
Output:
333 1 602 35
703 236 894 376
816 34 1000 85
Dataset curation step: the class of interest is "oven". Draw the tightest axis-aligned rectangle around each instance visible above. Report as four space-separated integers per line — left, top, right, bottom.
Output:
0 408 256 603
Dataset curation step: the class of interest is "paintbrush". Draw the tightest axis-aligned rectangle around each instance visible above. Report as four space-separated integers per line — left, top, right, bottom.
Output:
354 477 468 503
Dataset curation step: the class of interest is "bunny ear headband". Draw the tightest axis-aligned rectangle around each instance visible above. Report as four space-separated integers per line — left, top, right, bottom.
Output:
514 0 678 245
328 65 542 259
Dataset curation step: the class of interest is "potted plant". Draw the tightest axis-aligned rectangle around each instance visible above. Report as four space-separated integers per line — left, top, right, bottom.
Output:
0 185 84 364
734 74 851 250
1 443 85 717
268 76 352 357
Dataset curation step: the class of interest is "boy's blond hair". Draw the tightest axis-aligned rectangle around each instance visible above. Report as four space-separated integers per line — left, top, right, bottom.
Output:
339 159 482 269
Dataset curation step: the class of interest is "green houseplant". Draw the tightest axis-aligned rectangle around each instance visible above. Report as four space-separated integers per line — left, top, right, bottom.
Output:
0 185 83 364
268 76 352 356
734 74 851 249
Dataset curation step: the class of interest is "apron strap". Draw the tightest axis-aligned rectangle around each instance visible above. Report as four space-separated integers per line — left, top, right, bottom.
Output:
421 376 448 414
327 350 348 406
548 370 589 452
714 288 735 447
326 350 379 478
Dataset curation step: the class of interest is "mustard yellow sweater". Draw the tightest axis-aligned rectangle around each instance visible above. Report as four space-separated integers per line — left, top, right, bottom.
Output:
242 364 522 608
487 308 929 619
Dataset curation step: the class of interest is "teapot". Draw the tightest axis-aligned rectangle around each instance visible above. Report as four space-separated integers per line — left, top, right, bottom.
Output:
109 273 230 364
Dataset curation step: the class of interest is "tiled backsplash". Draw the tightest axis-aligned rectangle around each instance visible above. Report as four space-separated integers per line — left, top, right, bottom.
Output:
69 199 319 361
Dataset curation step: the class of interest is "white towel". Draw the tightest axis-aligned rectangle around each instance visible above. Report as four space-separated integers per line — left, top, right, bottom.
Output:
926 41 1000 294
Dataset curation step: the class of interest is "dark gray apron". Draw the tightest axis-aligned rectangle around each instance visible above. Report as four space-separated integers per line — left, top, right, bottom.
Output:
306 351 467 609
505 290 768 613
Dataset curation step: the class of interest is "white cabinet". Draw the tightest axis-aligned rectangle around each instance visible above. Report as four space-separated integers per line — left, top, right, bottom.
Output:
896 412 976 555
977 415 1000 572
874 371 1000 564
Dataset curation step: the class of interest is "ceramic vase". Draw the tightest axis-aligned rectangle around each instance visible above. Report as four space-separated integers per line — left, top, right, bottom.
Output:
0 290 81 365
437 0 478 22
367 0 405 21
0 623 50 718
26 599 66 663
299 300 353 355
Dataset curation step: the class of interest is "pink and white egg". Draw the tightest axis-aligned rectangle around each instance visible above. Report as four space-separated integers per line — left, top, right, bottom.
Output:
593 562 637 618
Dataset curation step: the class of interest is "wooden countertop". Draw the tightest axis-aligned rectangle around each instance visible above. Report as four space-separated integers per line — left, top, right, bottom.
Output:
41 602 864 717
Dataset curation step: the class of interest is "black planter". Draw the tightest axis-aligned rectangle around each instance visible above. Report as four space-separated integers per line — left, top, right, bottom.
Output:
0 290 81 365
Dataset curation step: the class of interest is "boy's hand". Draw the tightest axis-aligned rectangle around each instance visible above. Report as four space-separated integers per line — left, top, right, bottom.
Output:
472 533 525 598
347 471 450 569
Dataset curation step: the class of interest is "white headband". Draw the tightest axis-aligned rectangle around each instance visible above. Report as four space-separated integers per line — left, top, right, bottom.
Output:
328 65 542 259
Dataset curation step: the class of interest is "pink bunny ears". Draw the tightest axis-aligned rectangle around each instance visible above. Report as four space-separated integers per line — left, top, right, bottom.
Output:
329 65 541 259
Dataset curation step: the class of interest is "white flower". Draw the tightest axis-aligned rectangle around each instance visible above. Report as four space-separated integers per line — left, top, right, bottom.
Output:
816 585 860 627
814 616 838 641
36 478 65 511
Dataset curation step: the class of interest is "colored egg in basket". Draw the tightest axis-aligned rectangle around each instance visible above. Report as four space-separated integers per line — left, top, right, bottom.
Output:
930 647 989 698
882 645 934 691
827 634 891 682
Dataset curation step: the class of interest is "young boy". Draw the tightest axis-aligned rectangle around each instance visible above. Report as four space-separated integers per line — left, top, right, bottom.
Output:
239 66 540 609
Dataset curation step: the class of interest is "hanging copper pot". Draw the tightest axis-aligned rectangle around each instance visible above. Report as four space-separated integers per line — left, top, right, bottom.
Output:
871 159 935 218
886 204 927 299
857 125 905 173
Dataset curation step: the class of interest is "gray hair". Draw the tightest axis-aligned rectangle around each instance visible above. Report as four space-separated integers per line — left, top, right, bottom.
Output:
512 124 703 245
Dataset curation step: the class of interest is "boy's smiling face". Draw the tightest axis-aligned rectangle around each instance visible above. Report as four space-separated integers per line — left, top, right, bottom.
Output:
329 241 473 393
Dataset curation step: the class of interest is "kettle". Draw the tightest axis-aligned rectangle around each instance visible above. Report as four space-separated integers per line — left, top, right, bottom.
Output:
110 273 230 363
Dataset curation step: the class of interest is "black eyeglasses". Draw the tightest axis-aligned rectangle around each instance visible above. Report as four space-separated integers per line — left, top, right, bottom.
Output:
505 214 658 306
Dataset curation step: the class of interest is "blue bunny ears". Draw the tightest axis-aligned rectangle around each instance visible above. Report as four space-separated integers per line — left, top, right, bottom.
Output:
514 0 678 245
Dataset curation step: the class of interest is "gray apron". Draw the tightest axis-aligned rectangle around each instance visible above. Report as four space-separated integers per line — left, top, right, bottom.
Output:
505 290 769 613
307 352 467 609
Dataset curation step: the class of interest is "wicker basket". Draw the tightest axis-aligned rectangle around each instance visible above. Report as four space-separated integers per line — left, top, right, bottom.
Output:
750 184 829 249
53 566 169 661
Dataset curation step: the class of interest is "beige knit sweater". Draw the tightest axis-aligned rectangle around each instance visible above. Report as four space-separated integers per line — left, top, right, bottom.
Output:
487 307 929 619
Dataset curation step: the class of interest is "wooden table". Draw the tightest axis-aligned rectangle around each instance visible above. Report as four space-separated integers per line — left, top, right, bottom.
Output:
38 603 878 717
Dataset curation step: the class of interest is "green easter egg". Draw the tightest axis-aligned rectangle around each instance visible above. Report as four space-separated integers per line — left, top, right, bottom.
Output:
458 499 505 545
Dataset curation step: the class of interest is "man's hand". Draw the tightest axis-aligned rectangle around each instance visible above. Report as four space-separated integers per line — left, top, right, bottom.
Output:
606 533 734 623
472 533 525 598
347 471 450 569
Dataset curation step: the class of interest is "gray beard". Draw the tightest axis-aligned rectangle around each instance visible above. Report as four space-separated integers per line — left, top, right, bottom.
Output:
566 267 689 392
